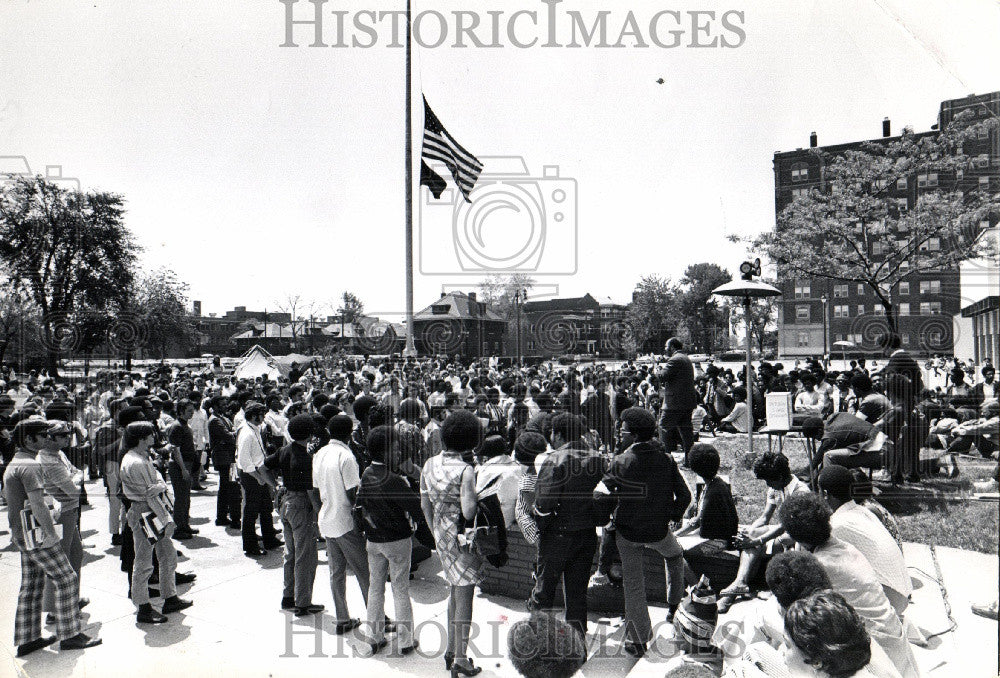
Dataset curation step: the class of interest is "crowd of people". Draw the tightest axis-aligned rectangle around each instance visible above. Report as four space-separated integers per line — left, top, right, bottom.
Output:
0 335 997 677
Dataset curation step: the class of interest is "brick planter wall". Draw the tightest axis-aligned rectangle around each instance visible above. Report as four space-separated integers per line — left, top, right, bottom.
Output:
480 526 674 615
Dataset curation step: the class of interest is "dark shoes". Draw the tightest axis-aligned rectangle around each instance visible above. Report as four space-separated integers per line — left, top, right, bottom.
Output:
294 604 325 617
175 572 197 585
334 618 360 635
281 597 297 611
16 636 56 657
111 534 122 546
367 639 388 655
214 519 232 526
137 604 168 624
174 531 194 540
244 548 265 557
59 633 102 651
262 539 284 550
161 596 193 614
666 604 678 624
450 659 482 677
400 640 419 655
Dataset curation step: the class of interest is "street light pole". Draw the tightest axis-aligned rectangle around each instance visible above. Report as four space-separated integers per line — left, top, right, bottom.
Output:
821 296 829 369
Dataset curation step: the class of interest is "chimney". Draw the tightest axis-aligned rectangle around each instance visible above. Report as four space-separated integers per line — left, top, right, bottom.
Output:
882 117 891 138
809 131 817 148
440 291 446 298
468 292 477 302
192 300 202 316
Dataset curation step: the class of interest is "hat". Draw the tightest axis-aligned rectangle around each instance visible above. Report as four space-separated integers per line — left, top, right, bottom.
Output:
46 420 72 436
287 413 316 442
514 431 547 466
0 394 15 410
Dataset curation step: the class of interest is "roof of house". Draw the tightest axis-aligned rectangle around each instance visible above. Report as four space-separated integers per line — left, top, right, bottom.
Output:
523 293 600 313
414 292 505 323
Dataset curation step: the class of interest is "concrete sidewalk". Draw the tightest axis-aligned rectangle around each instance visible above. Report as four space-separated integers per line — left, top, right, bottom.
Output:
0 473 997 678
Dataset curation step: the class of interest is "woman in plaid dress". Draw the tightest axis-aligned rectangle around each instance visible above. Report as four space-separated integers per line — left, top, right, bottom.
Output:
421 411 484 677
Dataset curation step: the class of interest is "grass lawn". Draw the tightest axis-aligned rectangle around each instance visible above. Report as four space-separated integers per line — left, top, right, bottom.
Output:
703 434 1000 555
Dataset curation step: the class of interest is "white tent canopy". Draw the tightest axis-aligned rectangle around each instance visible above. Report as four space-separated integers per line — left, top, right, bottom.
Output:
232 345 284 381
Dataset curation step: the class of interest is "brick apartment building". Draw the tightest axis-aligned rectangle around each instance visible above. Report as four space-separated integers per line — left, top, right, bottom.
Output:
522 293 630 359
773 92 999 358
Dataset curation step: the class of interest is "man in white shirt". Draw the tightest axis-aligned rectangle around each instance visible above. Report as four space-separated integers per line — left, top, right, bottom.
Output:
312 415 370 634
235 404 280 556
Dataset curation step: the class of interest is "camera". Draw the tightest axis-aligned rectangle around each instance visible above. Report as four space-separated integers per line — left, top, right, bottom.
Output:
418 156 578 276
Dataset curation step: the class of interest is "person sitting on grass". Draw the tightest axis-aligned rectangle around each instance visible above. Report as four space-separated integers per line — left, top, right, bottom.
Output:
777 494 918 678
676 443 738 586
508 611 587 678
718 387 751 434
717 451 810 613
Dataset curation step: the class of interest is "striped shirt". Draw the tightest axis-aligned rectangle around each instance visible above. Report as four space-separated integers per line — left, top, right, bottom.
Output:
515 470 539 545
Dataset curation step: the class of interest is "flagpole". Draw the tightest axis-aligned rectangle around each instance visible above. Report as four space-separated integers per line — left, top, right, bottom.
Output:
402 0 417 358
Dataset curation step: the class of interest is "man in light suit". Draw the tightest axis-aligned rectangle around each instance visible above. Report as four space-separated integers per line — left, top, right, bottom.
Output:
659 337 698 466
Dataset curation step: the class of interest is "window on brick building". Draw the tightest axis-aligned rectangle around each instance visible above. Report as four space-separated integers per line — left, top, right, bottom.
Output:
899 282 909 295
833 284 848 298
796 305 810 323
791 163 809 182
833 305 849 318
896 177 908 190
794 283 811 299
797 332 809 347
917 173 938 188
898 303 910 316
919 280 941 294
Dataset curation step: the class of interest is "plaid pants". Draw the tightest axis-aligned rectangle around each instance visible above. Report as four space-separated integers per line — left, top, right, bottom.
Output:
14 542 81 645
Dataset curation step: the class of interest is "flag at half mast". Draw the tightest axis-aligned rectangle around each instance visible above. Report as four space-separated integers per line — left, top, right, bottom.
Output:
421 97 483 202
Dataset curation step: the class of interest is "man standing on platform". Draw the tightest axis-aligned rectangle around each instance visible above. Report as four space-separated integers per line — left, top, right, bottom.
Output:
659 337 698 466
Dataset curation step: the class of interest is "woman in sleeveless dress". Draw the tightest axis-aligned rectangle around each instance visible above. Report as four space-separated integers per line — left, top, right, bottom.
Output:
420 411 483 677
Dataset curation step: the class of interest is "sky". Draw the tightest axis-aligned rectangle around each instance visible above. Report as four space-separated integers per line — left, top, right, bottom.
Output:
1 0 997 324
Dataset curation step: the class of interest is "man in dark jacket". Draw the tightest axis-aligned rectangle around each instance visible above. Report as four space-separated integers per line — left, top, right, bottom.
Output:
529 413 607 638
207 397 240 528
659 337 698 465
596 407 691 657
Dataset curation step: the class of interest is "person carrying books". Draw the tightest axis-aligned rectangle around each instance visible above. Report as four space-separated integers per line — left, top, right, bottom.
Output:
2 418 101 655
37 420 89 622
119 421 193 624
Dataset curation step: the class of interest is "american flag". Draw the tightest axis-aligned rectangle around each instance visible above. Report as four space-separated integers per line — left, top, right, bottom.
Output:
421 97 483 202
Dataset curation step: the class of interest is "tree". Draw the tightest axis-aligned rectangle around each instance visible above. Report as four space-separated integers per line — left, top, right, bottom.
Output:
478 273 536 319
678 263 732 353
728 282 780 356
132 268 193 360
337 291 365 323
626 275 680 354
0 176 138 375
0 286 35 368
753 112 999 337
478 274 535 356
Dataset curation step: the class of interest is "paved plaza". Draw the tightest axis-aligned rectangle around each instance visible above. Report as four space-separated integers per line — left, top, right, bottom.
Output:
1 473 997 678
